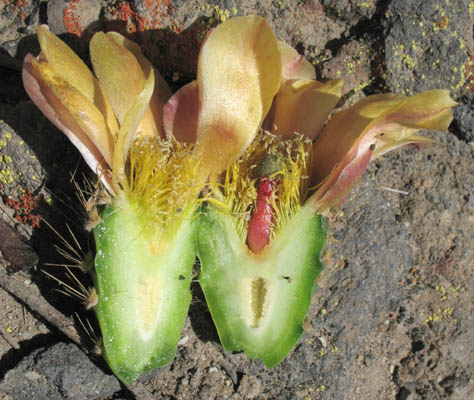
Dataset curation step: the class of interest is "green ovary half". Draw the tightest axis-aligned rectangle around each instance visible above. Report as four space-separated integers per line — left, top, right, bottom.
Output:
197 203 326 367
92 195 196 384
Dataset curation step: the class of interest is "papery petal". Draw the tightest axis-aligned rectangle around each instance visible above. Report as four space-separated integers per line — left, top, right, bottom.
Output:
37 25 119 138
278 41 316 82
106 32 172 134
163 81 199 143
90 32 161 140
37 25 95 101
270 78 343 140
113 69 155 188
372 134 437 158
193 16 282 182
106 32 172 103
308 90 456 212
23 54 115 193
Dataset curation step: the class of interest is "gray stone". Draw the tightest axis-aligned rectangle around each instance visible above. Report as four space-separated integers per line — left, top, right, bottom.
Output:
0 342 120 400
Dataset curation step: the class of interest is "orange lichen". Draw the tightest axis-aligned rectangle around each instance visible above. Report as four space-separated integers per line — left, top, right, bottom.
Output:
464 56 474 92
172 24 183 34
438 16 449 30
4 0 30 20
63 0 83 37
3 188 41 228
108 0 174 33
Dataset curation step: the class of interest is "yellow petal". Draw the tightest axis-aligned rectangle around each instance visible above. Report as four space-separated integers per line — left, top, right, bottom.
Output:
113 69 155 189
270 78 343 140
106 32 172 135
37 25 119 138
308 90 456 212
90 32 160 139
106 32 172 102
37 25 95 100
372 134 437 158
193 16 282 182
23 54 115 193
360 90 456 131
278 41 316 82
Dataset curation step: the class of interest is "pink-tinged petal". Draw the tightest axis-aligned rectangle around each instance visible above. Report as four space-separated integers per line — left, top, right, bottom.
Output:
163 81 199 143
308 90 456 212
29 57 115 165
90 32 161 140
270 78 343 140
37 25 119 139
310 93 395 185
278 41 316 82
23 54 115 193
193 16 282 183
308 145 372 213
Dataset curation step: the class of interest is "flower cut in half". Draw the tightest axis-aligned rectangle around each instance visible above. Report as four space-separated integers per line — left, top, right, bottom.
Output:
162 17 456 367
23 26 200 384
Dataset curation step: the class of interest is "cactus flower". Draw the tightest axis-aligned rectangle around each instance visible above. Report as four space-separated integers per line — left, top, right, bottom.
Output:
23 26 198 384
163 17 456 367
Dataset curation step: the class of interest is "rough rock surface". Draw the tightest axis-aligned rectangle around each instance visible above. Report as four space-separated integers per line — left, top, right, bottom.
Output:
384 0 473 97
0 1 472 399
0 342 120 399
452 92 474 143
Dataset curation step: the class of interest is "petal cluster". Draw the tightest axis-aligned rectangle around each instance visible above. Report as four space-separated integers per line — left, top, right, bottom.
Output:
23 26 169 194
23 17 456 231
162 16 455 218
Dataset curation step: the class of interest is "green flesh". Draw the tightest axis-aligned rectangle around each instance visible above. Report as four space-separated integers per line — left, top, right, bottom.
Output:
92 197 196 384
197 203 327 367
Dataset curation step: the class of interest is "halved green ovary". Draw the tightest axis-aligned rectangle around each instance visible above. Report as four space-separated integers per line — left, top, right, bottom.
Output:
93 199 196 384
197 204 327 367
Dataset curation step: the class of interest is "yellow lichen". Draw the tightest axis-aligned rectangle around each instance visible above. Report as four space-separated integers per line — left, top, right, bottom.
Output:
0 168 14 184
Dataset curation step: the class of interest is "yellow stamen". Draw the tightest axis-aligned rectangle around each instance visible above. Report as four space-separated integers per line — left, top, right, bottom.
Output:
219 131 312 242
125 137 202 232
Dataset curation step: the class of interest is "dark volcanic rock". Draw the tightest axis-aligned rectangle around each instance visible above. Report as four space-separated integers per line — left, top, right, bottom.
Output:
320 0 378 23
0 218 38 271
452 93 474 143
301 177 414 399
0 342 120 399
385 0 473 96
